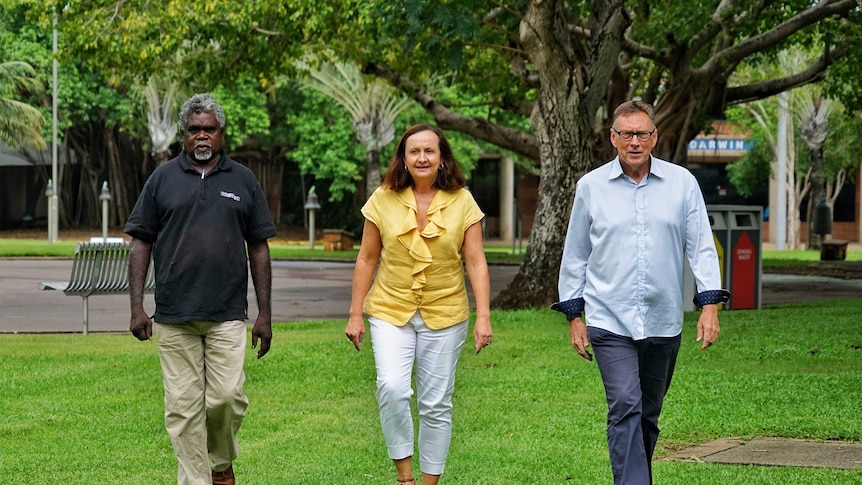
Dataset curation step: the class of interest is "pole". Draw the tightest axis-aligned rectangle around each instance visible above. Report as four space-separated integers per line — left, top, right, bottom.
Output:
308 210 316 250
50 10 59 243
45 180 55 242
102 200 108 241
99 181 112 242
776 91 788 250
303 188 321 250
511 198 517 255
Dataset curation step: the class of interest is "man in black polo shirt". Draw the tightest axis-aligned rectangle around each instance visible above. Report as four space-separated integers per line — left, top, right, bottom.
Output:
126 93 276 485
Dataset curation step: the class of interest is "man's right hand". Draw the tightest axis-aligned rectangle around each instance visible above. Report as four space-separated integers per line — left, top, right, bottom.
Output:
570 317 593 361
130 309 153 341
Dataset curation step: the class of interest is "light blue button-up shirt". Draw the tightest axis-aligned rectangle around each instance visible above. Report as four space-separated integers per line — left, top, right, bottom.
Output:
558 156 723 339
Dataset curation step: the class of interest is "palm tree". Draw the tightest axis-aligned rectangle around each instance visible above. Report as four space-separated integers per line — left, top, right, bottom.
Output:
797 91 833 250
297 58 414 200
0 60 45 150
143 77 179 165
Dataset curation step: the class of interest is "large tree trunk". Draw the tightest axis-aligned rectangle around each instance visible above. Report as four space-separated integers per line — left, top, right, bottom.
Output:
493 0 628 308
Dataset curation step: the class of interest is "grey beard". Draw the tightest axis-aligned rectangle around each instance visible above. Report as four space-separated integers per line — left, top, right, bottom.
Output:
193 148 213 161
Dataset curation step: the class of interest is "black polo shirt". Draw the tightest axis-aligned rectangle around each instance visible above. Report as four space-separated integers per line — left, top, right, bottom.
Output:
125 152 276 323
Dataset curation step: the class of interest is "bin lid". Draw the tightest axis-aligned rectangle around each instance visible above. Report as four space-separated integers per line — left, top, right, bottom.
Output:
707 211 727 230
729 211 760 230
707 205 762 230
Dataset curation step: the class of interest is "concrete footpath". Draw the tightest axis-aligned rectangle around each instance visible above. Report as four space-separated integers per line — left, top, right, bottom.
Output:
3 258 862 334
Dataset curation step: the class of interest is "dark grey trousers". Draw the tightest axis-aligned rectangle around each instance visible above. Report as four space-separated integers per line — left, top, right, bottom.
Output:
588 327 682 485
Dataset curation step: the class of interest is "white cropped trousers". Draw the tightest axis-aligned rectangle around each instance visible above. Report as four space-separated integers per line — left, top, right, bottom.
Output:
369 311 468 476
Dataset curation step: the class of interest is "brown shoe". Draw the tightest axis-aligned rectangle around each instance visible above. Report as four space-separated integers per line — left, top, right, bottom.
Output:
212 465 235 485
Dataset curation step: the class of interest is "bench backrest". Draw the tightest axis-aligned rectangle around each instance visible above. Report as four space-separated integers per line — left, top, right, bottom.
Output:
63 242 154 296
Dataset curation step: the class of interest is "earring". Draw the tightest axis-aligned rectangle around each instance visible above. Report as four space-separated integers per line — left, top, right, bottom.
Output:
404 164 408 171
439 162 445 171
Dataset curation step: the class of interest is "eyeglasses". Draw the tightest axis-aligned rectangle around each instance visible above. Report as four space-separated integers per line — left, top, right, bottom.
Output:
612 128 655 142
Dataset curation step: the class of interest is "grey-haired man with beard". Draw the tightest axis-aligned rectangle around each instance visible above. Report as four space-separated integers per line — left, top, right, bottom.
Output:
126 93 276 485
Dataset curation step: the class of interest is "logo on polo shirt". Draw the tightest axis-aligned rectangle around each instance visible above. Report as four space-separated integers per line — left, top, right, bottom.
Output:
220 191 241 202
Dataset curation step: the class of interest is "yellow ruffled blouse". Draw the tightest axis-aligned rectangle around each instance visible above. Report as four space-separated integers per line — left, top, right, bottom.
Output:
361 186 485 330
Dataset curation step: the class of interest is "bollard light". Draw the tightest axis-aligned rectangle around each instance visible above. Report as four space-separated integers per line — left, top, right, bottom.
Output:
811 198 832 238
304 187 321 250
99 181 112 242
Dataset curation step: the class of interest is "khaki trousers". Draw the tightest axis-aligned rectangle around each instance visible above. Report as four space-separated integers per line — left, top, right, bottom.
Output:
156 320 249 485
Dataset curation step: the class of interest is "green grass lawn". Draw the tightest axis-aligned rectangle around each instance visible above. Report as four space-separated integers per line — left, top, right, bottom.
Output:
0 238 526 264
1 237 859 267
758 247 862 269
2 302 861 484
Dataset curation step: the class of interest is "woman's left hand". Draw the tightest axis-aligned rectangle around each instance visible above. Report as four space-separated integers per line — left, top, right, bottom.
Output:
473 315 493 354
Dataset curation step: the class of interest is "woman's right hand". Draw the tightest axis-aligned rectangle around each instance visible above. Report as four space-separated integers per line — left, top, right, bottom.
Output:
345 316 366 351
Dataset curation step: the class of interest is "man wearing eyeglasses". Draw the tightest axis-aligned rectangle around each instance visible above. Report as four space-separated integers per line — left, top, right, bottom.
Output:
553 100 729 485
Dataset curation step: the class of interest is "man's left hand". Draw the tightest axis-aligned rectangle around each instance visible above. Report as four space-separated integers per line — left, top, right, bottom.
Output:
696 305 720 350
251 318 272 359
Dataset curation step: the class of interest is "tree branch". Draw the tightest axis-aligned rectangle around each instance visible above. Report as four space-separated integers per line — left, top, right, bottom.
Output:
501 97 535 118
584 1 630 116
252 26 283 37
510 54 540 88
364 62 539 161
701 0 857 76
570 22 658 60
686 0 737 55
725 45 850 105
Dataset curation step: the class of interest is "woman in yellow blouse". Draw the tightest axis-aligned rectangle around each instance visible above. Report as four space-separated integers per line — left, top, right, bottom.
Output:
345 124 493 485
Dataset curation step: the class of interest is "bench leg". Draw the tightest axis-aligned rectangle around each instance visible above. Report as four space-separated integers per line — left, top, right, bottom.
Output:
82 296 89 336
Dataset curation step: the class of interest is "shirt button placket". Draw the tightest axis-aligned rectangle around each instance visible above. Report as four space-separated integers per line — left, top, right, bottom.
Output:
200 174 208 202
636 188 646 337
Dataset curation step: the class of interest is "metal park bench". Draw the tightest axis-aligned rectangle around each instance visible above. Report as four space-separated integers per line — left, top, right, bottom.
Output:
39 241 155 335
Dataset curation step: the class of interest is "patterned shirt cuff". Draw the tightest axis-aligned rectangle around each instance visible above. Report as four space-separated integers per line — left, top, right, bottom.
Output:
551 298 585 321
693 289 731 308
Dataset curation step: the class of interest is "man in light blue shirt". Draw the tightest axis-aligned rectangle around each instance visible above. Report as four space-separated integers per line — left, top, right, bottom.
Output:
553 100 729 485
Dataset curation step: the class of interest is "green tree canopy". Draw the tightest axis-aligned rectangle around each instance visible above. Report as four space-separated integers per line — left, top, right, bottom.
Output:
13 0 861 308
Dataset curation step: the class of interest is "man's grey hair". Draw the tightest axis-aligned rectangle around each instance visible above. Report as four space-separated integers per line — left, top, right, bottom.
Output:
179 93 226 129
612 100 655 128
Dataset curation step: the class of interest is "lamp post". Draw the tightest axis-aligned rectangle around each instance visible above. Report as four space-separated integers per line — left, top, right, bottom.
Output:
99 181 112 242
50 9 59 244
45 180 55 243
304 187 321 250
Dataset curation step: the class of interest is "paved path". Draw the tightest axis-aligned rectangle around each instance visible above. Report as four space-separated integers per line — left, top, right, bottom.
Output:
2 259 862 334
665 437 862 470
0 259 520 334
